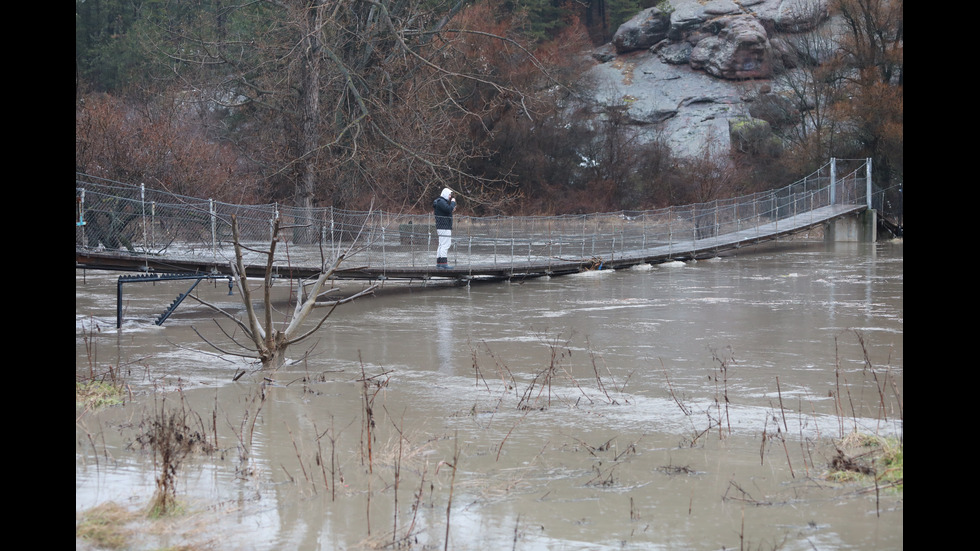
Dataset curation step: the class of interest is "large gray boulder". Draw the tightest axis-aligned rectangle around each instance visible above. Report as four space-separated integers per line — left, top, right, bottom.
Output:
587 53 751 158
728 117 780 156
690 15 773 80
586 0 834 157
613 7 671 54
752 0 830 32
663 0 827 78
703 0 743 16
669 1 708 40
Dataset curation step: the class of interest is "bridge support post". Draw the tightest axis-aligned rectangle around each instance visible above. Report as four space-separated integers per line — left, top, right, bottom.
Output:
825 209 877 242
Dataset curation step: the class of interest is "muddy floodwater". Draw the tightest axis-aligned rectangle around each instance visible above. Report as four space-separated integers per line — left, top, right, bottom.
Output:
76 239 903 550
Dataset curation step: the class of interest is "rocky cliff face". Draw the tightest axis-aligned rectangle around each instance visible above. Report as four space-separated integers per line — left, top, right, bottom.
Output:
587 0 830 157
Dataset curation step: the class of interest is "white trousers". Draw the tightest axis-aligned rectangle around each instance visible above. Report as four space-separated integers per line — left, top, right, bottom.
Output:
437 229 452 258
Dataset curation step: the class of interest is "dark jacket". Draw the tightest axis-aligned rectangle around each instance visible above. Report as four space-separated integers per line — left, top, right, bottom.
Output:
433 196 455 230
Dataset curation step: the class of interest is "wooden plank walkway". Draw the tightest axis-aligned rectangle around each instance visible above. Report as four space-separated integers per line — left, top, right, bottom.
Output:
76 204 866 282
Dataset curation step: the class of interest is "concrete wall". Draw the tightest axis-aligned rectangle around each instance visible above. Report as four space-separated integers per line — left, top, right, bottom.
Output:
825 209 877 242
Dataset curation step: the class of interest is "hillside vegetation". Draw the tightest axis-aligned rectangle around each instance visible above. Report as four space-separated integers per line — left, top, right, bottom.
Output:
76 0 902 215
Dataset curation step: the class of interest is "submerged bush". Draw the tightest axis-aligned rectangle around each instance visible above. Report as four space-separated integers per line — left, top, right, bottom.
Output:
133 401 215 516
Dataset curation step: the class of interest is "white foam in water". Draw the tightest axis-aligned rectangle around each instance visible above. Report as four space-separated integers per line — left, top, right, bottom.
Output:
569 268 613 277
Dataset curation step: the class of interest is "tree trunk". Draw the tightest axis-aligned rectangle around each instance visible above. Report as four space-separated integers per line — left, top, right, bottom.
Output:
226 213 374 371
260 330 290 370
295 0 324 244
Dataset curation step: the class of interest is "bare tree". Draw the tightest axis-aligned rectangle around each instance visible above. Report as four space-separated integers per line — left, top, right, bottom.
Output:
835 0 903 86
833 0 903 185
142 0 562 221
745 0 901 184
785 29 844 153
192 214 376 370
751 0 848 166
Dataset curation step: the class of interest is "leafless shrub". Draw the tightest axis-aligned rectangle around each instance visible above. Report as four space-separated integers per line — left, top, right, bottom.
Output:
132 395 215 515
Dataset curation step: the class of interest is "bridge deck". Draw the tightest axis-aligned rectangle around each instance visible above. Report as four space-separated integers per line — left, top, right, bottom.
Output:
76 204 865 281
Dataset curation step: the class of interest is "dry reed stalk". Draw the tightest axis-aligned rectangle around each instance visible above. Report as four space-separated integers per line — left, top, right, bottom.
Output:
441 433 460 551
231 384 266 477
285 421 315 492
313 421 330 496
588 336 632 396
661 359 691 416
833 333 860 436
471 341 492 393
77 418 110 468
212 393 219 456
82 318 99 380
890 378 903 428
517 337 566 410
390 410 406 545
496 409 530 461
802 391 825 477
739 507 745 551
711 347 733 437
661 359 710 446
360 361 372 472
403 460 428 540
357 357 391 473
854 330 889 424
479 340 518 395
588 346 610 403
796 396 810 477
775 377 795 478
559 359 594 406
512 514 523 549
722 479 772 506
366 467 372 536
760 423 767 466
315 416 346 502
834 335 844 438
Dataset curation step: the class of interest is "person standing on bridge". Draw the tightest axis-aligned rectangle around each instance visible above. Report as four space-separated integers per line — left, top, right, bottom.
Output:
433 187 457 269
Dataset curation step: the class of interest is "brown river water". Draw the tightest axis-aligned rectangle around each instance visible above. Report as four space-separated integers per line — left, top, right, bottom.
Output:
76 239 903 550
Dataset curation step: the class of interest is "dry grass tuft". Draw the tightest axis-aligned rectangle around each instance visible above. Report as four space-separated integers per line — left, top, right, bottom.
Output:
76 380 125 409
76 502 136 549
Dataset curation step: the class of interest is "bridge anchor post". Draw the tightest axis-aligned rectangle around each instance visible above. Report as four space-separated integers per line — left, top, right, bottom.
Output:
825 209 877 242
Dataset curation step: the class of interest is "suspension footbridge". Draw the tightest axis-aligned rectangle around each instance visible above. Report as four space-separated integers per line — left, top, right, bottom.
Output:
76 159 893 283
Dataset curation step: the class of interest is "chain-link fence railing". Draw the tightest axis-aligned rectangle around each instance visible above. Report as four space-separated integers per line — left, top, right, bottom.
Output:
77 159 874 273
